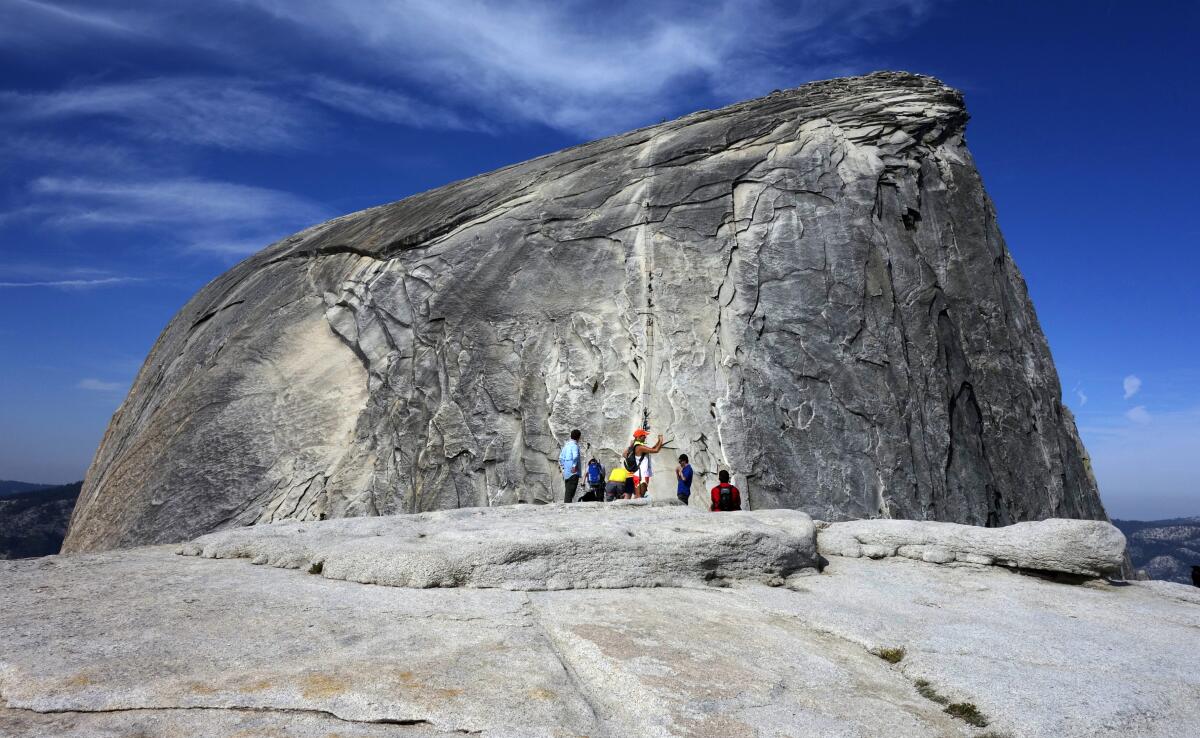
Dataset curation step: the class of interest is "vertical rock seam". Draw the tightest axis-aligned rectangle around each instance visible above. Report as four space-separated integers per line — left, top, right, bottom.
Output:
64 72 1107 552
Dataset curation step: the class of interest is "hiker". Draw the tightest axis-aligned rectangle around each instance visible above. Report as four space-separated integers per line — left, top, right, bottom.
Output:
582 457 605 502
622 428 664 498
675 454 694 505
710 470 741 512
604 466 630 502
558 429 582 503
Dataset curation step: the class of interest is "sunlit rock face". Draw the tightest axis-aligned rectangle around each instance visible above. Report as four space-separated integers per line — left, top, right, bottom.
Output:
64 71 1106 552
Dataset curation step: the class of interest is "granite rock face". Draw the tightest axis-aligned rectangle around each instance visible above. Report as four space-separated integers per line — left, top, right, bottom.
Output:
178 502 819 589
817 517 1126 576
66 71 1106 552
5 506 1199 737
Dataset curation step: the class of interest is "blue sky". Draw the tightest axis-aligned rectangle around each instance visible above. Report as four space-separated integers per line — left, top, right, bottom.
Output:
0 1 1196 519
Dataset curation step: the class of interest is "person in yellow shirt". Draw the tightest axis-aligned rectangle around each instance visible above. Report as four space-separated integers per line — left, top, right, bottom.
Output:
605 466 632 501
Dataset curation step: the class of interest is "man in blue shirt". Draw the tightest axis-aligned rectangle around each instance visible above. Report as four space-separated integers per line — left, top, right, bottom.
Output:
558 429 582 503
675 454 694 505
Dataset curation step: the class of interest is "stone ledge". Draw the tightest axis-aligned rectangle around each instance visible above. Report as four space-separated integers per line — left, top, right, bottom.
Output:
816 518 1126 577
178 503 818 590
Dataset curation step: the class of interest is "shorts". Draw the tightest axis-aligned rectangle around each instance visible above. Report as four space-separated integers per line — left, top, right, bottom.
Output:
677 492 690 505
604 482 625 502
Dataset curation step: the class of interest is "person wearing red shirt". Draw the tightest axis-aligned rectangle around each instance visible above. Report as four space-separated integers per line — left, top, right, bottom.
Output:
710 470 741 512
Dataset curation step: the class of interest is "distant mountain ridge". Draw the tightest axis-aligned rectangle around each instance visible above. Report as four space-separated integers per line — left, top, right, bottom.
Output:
1113 516 1200 584
0 480 54 498
0 482 82 559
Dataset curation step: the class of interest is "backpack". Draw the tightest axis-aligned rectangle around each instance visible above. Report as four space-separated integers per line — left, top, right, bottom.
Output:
586 460 603 485
622 445 640 473
717 483 737 511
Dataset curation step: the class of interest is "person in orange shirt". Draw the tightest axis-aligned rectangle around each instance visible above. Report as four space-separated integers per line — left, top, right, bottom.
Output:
710 470 741 512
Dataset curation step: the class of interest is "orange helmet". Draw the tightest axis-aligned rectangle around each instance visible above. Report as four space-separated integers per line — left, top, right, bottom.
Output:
633 428 648 439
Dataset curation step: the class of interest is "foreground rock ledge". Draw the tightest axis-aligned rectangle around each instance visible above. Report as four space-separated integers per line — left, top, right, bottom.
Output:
817 517 1126 577
178 502 819 589
2 524 1197 737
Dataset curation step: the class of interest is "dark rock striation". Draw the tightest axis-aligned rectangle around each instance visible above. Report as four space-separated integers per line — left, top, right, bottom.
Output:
65 72 1107 552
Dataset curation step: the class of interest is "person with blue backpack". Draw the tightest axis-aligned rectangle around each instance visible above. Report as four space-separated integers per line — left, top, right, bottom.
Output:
583 458 605 502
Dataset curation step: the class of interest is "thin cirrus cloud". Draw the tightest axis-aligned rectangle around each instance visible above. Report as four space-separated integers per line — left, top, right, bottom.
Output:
0 276 139 289
7 0 934 138
1123 374 1142 400
0 78 316 151
1125 405 1151 424
235 0 933 135
20 176 330 256
0 133 135 168
77 378 126 392
305 77 490 133
0 0 153 45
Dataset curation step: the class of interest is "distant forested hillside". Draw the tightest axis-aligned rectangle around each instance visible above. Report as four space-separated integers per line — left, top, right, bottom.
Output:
1114 517 1200 584
0 480 53 497
0 482 81 558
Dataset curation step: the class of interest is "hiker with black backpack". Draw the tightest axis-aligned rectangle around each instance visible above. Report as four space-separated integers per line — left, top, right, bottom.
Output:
623 428 664 498
710 470 741 512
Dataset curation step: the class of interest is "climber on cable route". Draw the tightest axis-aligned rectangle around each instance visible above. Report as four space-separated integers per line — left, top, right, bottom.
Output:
622 428 664 498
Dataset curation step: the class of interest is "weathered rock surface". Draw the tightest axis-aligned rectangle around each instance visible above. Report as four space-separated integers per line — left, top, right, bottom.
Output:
67 71 1107 552
178 502 819 589
817 517 1126 576
5 507 1198 737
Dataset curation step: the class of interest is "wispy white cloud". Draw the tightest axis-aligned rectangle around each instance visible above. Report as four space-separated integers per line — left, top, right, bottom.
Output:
1125 405 1151 424
0 134 136 168
9 1 933 138
0 78 315 151
1123 374 1142 399
28 176 325 228
10 176 329 258
237 0 932 135
77 377 125 391
0 276 139 289
0 0 154 45
306 76 489 132
1075 387 1088 406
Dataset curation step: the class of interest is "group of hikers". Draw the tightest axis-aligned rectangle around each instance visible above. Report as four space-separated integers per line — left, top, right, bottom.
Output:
557 428 742 512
